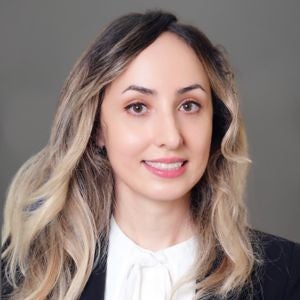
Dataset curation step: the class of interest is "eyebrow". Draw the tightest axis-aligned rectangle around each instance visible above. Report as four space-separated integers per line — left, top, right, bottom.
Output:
122 83 207 95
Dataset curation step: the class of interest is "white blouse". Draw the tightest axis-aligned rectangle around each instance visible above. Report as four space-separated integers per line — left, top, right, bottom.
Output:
104 216 198 300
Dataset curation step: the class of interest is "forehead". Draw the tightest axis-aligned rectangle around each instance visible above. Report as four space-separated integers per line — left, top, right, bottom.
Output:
106 32 211 95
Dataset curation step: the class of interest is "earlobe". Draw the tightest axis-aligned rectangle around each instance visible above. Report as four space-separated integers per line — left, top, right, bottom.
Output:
95 133 107 158
96 117 108 148
95 124 106 148
97 135 105 148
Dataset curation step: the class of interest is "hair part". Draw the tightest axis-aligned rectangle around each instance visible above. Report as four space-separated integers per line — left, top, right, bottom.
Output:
2 9 260 300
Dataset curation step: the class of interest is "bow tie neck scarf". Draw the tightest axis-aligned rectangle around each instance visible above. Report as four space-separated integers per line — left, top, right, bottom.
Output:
122 251 173 300
104 216 198 300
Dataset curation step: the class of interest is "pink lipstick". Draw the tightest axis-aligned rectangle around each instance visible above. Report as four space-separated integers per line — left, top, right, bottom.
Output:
142 159 187 178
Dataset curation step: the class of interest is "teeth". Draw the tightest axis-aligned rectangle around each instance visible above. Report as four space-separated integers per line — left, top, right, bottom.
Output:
144 161 184 170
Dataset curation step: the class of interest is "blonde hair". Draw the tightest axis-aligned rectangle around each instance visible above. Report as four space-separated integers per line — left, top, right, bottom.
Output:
2 10 260 300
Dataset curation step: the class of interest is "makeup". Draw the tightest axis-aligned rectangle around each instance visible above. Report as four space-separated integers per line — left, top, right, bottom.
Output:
142 161 187 178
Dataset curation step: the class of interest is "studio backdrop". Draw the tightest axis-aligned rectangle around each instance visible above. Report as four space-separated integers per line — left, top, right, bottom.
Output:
0 0 299 242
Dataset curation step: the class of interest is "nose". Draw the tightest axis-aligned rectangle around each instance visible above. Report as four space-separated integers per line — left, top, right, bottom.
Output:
153 112 183 149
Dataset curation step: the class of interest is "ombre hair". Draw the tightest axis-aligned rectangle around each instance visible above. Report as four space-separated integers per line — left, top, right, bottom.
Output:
2 10 261 300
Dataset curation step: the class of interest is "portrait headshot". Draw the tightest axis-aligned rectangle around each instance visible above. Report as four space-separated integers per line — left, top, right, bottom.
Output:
1 1 299 300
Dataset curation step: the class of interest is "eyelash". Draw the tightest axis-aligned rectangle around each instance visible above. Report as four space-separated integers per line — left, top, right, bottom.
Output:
125 100 201 116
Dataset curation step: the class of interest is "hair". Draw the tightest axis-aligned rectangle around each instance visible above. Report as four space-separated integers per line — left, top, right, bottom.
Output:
2 9 261 300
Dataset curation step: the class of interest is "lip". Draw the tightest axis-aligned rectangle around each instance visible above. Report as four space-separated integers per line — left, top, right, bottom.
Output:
142 160 188 178
143 157 187 163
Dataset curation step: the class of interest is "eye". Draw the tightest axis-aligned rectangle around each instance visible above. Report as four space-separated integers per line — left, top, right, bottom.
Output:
125 102 148 116
179 100 201 113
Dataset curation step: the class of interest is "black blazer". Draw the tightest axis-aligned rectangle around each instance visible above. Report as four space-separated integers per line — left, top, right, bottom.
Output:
2 230 300 299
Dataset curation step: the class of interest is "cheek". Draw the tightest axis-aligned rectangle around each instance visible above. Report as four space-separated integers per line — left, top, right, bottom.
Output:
104 120 146 158
184 118 213 153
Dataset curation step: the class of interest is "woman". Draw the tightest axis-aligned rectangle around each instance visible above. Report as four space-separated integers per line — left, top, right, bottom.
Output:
1 9 300 300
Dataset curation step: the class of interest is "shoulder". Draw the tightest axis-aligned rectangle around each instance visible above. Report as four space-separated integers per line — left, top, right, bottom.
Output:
249 229 300 300
252 229 300 262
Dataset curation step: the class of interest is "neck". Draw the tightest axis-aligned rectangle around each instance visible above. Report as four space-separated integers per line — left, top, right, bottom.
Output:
113 189 197 251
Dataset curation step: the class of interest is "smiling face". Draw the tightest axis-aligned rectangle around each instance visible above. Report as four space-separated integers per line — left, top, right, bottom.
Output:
98 32 213 204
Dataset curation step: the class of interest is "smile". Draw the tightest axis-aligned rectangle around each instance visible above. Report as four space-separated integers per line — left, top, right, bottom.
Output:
144 161 184 170
142 160 188 178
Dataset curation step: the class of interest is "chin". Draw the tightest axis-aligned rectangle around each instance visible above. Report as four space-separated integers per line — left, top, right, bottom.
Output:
143 186 192 203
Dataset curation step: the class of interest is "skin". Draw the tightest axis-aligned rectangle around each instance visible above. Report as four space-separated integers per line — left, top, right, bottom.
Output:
98 32 213 251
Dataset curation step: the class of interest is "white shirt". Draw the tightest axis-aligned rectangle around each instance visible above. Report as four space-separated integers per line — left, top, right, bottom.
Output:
104 216 198 300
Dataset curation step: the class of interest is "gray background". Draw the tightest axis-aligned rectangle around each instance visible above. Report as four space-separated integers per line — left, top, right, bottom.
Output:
1 1 299 242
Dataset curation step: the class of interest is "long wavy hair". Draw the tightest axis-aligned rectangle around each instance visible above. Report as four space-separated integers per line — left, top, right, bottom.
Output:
2 10 260 300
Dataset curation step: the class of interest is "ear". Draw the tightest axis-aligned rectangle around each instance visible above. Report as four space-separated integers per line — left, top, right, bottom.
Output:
95 124 106 148
96 132 105 148
95 108 107 147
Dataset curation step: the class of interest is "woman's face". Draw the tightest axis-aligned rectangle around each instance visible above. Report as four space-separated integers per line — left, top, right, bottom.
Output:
98 32 213 203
